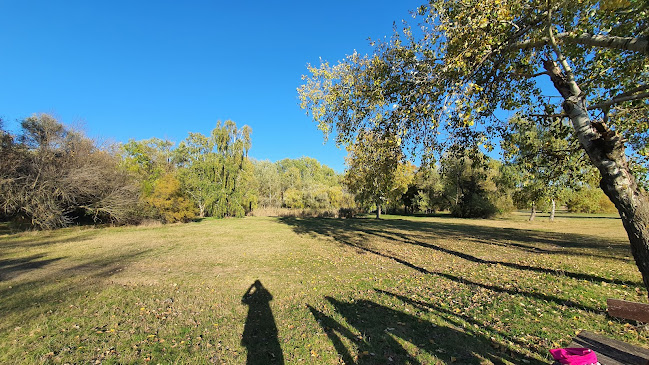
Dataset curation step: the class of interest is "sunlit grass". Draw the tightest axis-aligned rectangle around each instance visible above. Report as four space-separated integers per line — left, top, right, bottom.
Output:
0 212 646 364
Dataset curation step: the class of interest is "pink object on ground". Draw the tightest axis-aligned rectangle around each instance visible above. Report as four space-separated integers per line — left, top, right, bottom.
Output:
549 348 598 365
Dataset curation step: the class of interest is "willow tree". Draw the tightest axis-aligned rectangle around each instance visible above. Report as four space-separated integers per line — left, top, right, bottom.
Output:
174 121 254 218
298 0 649 293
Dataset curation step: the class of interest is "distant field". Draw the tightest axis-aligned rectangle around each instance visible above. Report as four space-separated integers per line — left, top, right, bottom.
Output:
1 212 647 364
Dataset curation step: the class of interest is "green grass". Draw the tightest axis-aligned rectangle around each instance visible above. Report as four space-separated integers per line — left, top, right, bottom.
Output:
0 212 647 364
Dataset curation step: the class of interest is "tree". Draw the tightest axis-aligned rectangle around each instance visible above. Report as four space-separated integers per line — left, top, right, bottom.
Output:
439 154 513 218
121 137 175 197
253 160 282 208
502 116 592 220
413 164 448 213
146 173 197 223
299 0 649 294
344 132 412 218
254 157 346 211
174 121 254 218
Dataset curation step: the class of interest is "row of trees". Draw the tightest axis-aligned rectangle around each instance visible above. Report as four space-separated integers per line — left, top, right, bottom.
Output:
0 114 615 229
253 157 352 210
0 115 354 228
342 131 614 220
121 120 256 222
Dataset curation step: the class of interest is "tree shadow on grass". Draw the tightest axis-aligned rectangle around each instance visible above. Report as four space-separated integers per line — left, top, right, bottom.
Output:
0 229 99 250
241 280 284 365
279 216 636 312
308 296 545 365
0 248 152 333
356 224 641 287
0 254 64 281
338 217 626 257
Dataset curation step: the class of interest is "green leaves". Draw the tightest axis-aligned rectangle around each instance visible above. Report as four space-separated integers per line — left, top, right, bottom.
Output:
343 131 414 213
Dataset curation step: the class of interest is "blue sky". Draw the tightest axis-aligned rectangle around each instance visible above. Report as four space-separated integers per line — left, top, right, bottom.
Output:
0 1 425 172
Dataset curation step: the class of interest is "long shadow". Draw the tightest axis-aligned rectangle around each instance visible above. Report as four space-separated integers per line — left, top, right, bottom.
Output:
0 229 99 250
241 280 284 365
280 216 639 284
357 225 640 287
374 289 536 350
0 248 152 333
283 216 631 259
308 296 545 364
0 254 64 281
279 217 619 312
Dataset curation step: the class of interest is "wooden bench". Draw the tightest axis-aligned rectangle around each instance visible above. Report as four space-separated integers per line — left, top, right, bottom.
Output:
608 299 649 324
554 299 649 364
566 331 649 365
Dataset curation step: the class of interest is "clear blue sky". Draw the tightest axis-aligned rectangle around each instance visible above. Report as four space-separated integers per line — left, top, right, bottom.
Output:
0 1 424 172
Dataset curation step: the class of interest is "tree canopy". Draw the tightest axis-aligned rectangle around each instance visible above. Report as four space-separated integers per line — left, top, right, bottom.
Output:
299 0 649 293
343 131 414 218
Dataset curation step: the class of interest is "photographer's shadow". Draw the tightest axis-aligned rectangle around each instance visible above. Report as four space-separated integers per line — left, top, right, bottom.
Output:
241 280 284 364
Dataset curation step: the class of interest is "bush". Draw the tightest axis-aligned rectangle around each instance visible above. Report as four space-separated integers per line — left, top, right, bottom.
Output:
146 174 197 223
0 114 140 229
338 207 360 218
450 176 499 218
566 188 617 213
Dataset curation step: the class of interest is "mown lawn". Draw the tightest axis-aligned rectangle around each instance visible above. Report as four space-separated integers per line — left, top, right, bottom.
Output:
0 212 647 364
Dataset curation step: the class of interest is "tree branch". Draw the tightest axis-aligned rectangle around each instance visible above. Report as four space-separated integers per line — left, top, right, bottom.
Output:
512 32 649 54
529 113 568 118
588 91 649 110
547 8 580 97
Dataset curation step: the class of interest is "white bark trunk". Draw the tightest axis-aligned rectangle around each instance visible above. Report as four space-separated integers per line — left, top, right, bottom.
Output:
549 199 556 222
543 59 649 296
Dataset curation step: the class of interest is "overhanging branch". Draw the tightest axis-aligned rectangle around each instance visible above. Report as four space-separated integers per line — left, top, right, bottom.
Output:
588 91 649 110
512 32 649 54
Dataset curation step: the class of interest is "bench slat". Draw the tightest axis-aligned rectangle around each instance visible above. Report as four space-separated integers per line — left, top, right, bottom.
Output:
607 298 649 323
566 331 649 365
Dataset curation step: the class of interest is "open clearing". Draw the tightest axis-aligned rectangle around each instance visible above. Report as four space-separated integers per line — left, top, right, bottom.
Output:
1 213 647 364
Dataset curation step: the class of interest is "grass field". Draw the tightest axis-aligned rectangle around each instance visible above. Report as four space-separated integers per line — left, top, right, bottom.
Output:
1 212 647 364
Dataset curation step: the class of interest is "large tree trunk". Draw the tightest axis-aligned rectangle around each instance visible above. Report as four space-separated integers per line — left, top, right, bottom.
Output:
529 202 536 221
549 199 556 222
544 59 649 296
376 203 381 219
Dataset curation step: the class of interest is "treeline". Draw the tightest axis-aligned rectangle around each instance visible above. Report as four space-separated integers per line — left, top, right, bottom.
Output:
0 114 353 229
379 155 615 219
254 157 353 211
341 123 616 220
0 114 614 229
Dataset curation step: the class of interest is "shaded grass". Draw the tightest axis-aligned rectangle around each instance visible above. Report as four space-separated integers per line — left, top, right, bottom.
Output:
0 213 647 364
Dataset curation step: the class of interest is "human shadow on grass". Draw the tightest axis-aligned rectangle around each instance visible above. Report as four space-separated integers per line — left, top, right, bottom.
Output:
280 217 616 312
241 280 284 365
308 296 544 365
0 254 64 281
